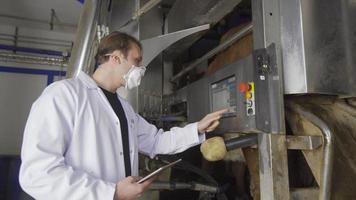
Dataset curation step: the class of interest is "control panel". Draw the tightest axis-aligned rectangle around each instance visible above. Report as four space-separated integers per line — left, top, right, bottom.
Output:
185 55 258 133
210 76 237 117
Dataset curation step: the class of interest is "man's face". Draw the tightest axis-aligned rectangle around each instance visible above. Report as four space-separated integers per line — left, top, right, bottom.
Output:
105 43 143 78
125 43 142 67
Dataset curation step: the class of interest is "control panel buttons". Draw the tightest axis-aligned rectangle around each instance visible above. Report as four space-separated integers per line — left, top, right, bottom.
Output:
239 82 255 116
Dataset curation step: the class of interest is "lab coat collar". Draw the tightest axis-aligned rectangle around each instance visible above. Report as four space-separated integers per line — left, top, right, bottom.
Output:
78 71 99 90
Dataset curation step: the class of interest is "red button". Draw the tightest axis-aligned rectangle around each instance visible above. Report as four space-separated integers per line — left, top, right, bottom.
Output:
239 83 250 93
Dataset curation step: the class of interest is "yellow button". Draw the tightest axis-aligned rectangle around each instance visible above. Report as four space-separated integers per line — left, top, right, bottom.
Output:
246 92 252 99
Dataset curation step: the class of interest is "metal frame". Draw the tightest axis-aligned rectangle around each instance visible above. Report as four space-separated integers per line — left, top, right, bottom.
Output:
286 135 323 150
288 103 334 200
251 0 290 199
252 0 338 199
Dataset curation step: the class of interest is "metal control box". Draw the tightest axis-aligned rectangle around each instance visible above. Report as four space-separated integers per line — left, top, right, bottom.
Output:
186 56 258 134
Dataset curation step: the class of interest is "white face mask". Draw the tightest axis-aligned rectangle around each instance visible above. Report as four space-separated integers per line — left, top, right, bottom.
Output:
122 62 146 90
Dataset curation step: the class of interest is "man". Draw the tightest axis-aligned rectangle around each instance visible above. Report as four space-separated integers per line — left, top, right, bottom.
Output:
19 31 226 200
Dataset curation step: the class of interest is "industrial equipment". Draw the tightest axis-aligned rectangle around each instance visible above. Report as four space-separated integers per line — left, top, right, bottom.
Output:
67 0 356 199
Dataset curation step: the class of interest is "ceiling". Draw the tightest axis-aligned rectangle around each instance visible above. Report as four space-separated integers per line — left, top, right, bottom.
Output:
0 0 82 32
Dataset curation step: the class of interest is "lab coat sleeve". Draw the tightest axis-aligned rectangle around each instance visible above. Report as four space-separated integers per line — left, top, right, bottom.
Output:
19 82 116 200
136 114 206 158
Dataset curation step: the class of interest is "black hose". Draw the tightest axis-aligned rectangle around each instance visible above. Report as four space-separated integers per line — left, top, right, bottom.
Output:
225 133 258 151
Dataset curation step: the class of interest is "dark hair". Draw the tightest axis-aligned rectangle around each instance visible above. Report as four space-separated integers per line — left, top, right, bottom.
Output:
95 31 142 65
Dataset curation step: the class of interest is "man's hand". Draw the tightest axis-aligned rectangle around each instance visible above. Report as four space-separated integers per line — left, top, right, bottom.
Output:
114 176 154 200
197 109 228 133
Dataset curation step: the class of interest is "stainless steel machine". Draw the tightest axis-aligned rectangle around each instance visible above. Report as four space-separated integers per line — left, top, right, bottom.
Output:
67 0 356 199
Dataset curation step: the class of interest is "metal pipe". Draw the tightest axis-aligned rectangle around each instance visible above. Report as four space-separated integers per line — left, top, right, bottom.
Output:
148 181 218 193
67 0 99 78
149 181 191 190
192 182 219 193
0 38 72 48
0 33 73 44
118 0 162 29
133 0 162 20
10 40 72 48
288 103 334 200
170 23 253 82
0 44 67 57
0 52 68 66
0 59 66 67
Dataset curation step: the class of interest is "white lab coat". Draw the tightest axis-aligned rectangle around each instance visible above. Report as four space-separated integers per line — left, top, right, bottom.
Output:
19 71 205 200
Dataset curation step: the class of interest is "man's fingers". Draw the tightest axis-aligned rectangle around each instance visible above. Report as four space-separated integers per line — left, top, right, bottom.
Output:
203 116 222 132
199 109 227 133
210 120 220 129
131 176 141 182
211 109 229 116
206 120 220 132
212 115 222 123
206 109 228 120
126 176 135 183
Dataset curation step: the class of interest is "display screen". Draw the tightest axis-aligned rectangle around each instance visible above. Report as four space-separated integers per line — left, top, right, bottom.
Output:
210 76 237 117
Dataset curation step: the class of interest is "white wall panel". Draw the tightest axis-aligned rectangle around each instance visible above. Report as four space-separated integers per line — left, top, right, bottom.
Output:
0 72 47 155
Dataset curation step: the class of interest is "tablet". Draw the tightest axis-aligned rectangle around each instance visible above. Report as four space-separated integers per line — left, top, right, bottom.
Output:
137 159 182 184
